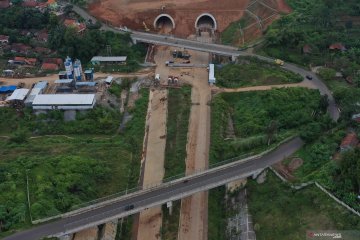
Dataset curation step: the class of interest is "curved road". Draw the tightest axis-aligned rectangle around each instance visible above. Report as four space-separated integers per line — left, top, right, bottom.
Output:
5 138 303 240
3 6 340 240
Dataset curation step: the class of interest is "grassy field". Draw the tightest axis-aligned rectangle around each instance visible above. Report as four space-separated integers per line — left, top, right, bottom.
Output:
208 187 227 240
0 89 149 235
164 86 191 179
215 57 302 88
248 172 360 240
210 88 324 164
161 86 192 239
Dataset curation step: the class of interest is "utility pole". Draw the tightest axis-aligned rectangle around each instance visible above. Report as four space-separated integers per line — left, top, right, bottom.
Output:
26 169 32 222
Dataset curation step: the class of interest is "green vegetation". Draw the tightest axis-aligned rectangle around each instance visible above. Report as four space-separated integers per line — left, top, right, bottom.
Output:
161 200 181 240
210 88 330 164
261 0 360 83
292 128 360 211
0 90 149 234
248 172 360 239
48 28 146 70
0 6 146 73
215 57 303 88
161 87 191 239
0 107 121 135
221 18 249 46
164 86 191 178
208 187 227 240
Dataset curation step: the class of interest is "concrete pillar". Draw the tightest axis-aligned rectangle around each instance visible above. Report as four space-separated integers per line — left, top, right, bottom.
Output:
231 55 236 62
59 234 73 240
166 201 173 215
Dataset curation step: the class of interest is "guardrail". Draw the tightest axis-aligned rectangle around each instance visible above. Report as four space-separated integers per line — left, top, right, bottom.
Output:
31 136 297 224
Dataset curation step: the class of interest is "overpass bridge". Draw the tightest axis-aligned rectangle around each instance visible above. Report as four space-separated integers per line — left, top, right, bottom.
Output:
131 31 241 58
5 138 303 240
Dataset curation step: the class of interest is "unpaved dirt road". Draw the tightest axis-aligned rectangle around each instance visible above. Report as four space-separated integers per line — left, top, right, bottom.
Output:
137 46 170 240
212 79 317 93
175 50 211 240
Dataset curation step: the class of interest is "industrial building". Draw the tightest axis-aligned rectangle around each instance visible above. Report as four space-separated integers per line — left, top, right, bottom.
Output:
32 94 96 110
6 89 29 102
24 81 48 106
208 64 216 85
90 56 127 65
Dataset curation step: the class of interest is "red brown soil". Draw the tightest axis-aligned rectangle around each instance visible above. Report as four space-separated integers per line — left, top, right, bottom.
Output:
273 157 303 181
88 0 292 40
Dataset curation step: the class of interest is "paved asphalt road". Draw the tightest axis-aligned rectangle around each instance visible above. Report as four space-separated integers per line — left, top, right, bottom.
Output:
5 137 303 240
71 4 339 121
3 6 338 240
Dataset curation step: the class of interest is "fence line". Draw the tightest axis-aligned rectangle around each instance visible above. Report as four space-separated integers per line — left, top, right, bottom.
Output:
268 167 360 217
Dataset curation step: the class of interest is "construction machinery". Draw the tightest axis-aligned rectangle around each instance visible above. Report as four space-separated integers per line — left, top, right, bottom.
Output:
171 50 191 60
274 59 284 66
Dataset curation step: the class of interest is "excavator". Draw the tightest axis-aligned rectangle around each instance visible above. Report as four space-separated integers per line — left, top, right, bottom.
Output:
143 21 150 32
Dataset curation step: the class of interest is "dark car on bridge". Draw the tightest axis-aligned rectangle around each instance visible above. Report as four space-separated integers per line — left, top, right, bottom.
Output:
124 204 134 211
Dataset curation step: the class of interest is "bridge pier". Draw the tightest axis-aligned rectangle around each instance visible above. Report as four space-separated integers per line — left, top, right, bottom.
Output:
231 55 237 62
166 201 173 215
252 169 264 179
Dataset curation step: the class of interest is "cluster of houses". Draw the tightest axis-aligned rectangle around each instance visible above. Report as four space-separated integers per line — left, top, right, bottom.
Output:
0 1 90 77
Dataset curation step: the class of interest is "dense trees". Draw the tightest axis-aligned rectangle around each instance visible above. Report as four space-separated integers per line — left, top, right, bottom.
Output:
262 0 360 74
210 88 329 162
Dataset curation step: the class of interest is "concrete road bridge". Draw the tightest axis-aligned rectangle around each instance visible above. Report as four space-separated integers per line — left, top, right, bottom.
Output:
3 6 340 240
5 138 303 240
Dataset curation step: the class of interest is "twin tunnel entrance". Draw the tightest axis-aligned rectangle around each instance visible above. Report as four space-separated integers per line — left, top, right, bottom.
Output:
153 13 217 35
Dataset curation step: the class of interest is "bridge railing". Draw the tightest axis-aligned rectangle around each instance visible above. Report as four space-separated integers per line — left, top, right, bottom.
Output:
31 136 296 224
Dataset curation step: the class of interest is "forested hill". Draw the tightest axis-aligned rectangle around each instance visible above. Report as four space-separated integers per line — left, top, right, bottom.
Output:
263 0 360 75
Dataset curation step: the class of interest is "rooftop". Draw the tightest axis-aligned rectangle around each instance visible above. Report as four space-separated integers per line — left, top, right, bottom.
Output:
91 56 127 62
6 89 30 101
340 133 359 148
32 94 96 106
41 63 59 71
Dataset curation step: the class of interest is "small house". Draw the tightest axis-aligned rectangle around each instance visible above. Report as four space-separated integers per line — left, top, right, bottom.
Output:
0 35 9 44
0 0 10 9
329 43 347 51
41 63 59 71
340 132 359 152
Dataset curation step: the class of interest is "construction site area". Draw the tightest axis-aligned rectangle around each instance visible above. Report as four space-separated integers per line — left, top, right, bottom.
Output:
89 0 291 43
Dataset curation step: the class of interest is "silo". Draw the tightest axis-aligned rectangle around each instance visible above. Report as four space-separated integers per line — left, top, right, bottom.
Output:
74 63 82 81
65 61 73 79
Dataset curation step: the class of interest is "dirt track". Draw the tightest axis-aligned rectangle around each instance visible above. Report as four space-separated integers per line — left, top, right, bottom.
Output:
175 50 211 240
212 79 317 93
137 46 170 240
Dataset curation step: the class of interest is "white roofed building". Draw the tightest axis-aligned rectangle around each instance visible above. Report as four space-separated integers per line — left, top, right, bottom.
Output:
32 94 96 110
208 64 216 85
91 56 127 65
6 89 30 101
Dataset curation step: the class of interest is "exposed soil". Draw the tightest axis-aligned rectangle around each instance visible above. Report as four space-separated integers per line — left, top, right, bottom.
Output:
175 50 211 240
273 157 304 181
137 46 170 240
88 0 291 40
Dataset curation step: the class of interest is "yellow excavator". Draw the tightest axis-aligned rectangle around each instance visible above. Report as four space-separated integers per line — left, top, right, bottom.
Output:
143 21 150 32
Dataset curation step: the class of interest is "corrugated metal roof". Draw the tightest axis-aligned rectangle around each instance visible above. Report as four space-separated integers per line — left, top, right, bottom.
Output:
32 94 95 105
34 81 48 90
209 64 216 83
6 89 29 101
76 82 96 87
91 56 127 62
55 79 73 84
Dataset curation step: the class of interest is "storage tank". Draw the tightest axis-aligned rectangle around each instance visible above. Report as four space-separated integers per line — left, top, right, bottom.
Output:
74 63 81 81
64 56 73 79
74 59 83 75
65 61 73 79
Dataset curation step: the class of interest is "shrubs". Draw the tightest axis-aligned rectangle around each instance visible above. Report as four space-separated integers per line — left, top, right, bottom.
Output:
215 58 303 88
